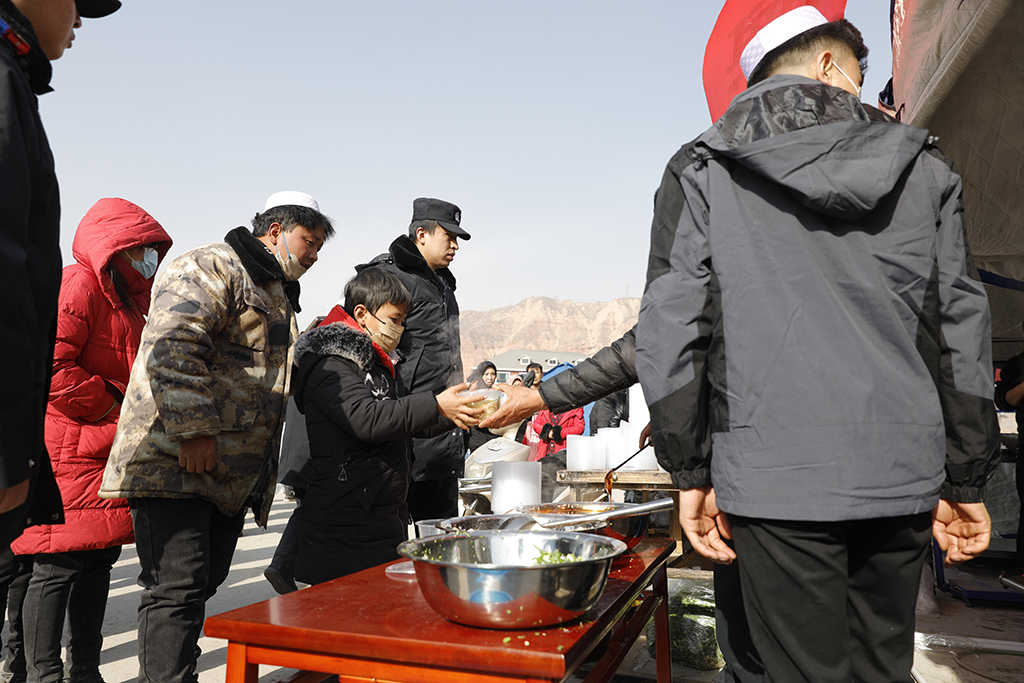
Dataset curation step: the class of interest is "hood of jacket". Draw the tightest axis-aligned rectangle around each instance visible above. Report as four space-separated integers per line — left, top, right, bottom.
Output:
293 315 381 414
699 75 930 221
361 235 457 293
71 198 172 311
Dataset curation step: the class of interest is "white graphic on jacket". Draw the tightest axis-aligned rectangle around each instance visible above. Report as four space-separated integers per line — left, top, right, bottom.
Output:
364 371 392 401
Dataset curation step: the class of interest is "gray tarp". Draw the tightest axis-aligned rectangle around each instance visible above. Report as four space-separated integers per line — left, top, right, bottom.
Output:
892 0 1024 360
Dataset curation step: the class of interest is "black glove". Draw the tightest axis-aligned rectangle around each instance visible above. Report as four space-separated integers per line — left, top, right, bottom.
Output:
539 424 553 441
550 425 563 442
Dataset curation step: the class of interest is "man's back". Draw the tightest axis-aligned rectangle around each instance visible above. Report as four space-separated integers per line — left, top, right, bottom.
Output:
637 74 998 522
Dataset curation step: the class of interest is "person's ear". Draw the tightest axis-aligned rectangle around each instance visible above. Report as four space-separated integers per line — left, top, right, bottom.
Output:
813 50 834 86
268 222 283 243
352 304 370 328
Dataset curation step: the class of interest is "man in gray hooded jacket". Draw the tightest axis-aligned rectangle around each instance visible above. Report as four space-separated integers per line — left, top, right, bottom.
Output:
634 8 1000 683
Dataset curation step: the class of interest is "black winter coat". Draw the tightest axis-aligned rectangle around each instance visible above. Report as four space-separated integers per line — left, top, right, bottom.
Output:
0 0 65 544
363 236 464 481
291 321 441 584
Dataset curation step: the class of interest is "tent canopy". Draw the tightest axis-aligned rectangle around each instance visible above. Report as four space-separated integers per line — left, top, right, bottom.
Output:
891 0 1024 360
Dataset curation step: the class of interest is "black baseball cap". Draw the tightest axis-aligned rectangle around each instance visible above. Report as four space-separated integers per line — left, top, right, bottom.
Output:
411 197 471 240
77 0 122 18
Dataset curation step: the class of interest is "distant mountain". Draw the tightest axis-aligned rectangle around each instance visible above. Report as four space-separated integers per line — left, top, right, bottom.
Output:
460 296 640 377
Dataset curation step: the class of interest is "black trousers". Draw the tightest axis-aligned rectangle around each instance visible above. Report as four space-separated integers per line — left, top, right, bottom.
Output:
130 498 245 683
713 547 764 683
730 513 932 683
1 548 33 683
20 546 123 683
270 489 304 578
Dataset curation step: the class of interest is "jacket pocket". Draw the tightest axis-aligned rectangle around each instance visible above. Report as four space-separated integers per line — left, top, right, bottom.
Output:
228 295 268 352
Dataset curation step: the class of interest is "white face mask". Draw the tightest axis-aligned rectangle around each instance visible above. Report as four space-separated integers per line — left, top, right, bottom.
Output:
274 234 307 281
131 247 159 279
833 62 862 99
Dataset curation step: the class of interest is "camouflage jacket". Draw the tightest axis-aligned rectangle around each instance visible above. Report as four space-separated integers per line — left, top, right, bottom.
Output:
100 232 297 525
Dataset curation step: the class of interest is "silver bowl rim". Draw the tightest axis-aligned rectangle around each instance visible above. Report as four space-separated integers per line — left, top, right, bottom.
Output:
516 501 634 514
397 529 628 569
438 513 609 533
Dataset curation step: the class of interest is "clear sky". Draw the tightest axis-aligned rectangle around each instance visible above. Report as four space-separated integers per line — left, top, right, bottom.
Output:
43 1 893 327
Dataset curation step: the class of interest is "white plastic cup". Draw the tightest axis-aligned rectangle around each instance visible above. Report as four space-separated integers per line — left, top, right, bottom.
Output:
629 383 650 430
623 445 659 470
415 519 446 538
599 427 626 469
566 435 606 470
491 461 542 513
619 421 654 471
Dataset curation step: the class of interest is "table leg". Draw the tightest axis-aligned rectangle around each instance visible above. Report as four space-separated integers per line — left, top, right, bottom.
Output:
667 490 683 544
225 642 258 683
652 563 671 683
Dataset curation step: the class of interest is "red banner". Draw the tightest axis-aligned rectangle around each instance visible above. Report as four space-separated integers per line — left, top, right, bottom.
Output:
703 0 847 123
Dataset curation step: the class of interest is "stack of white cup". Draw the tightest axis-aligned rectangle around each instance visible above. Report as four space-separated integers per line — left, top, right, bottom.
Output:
491 461 542 513
566 434 606 470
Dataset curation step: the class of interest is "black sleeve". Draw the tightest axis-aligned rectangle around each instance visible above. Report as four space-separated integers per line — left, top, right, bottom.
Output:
540 326 638 414
305 356 439 443
995 353 1024 412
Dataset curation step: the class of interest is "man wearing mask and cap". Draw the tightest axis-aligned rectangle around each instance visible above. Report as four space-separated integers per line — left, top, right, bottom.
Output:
361 197 470 522
0 0 121 675
100 192 334 683
629 7 999 683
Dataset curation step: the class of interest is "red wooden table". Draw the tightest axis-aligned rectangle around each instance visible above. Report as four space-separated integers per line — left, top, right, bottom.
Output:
204 537 676 683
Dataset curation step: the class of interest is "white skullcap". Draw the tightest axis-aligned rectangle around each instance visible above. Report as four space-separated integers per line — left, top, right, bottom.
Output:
264 191 320 213
740 6 829 81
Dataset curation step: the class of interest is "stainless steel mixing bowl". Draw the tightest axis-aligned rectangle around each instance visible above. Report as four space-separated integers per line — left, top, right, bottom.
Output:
439 514 608 533
397 530 627 629
516 502 654 550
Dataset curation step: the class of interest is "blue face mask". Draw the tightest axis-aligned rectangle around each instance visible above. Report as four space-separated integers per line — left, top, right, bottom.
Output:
131 247 159 279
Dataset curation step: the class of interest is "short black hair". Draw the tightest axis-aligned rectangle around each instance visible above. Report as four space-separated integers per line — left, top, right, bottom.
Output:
252 205 336 240
408 219 439 239
526 362 543 374
747 19 868 87
344 267 411 317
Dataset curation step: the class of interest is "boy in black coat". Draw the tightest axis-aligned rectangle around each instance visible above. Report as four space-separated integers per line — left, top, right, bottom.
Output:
292 268 480 584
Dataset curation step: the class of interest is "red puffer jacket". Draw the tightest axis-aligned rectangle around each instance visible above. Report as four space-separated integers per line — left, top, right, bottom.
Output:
12 198 171 555
523 408 585 461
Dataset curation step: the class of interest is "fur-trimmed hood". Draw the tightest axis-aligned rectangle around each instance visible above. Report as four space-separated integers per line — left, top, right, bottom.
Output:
293 321 389 417
294 323 377 374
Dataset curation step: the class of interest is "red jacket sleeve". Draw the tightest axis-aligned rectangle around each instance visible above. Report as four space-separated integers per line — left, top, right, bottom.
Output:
48 269 119 423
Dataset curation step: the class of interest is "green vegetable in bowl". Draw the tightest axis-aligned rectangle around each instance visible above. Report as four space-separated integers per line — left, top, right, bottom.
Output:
534 547 584 565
